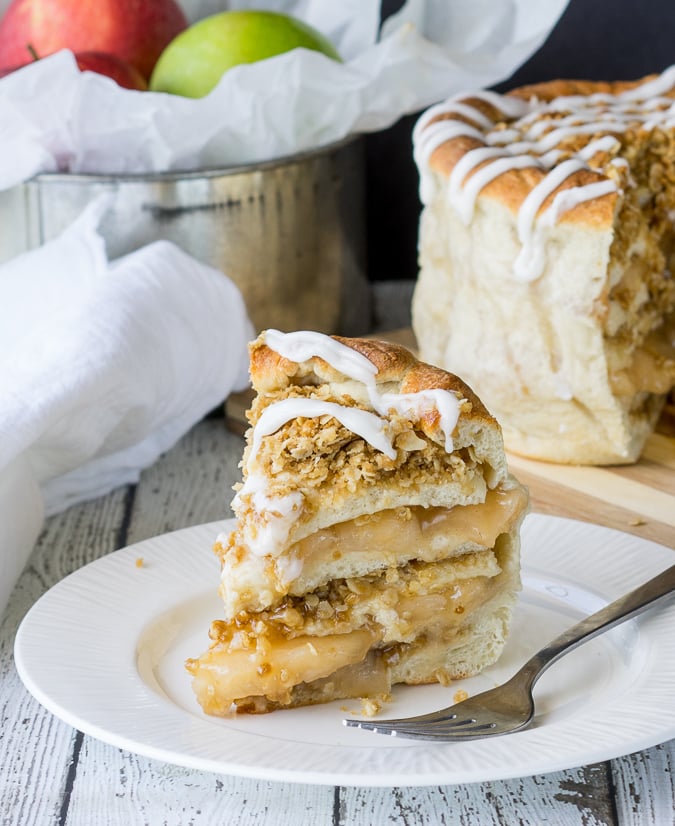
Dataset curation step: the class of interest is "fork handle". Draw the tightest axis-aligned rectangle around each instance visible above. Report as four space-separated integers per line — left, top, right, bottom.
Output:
515 562 675 689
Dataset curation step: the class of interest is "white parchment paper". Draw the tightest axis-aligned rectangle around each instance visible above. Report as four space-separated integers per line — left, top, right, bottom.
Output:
0 0 569 188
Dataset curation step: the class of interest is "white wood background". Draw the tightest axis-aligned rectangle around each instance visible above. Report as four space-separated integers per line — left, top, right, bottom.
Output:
1 418 674 826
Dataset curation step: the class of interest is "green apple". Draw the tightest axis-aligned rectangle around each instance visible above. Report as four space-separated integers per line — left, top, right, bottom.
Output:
149 10 341 98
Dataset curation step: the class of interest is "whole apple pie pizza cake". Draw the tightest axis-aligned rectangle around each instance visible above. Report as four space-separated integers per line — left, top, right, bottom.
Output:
186 330 529 714
412 67 675 464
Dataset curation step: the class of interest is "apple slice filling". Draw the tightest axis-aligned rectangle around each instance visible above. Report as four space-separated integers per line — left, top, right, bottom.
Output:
187 559 502 715
187 487 524 716
283 483 528 595
186 486 526 716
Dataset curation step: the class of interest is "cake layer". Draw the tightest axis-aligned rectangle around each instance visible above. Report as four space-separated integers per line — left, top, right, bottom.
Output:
188 532 520 715
412 68 675 464
188 330 528 716
236 332 509 550
217 330 517 617
216 477 527 616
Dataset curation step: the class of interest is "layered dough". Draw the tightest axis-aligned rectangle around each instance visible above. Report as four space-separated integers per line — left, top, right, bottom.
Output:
190 491 525 715
187 330 529 715
412 69 675 464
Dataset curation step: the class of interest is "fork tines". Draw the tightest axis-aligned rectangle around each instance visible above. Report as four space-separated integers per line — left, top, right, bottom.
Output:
343 716 500 741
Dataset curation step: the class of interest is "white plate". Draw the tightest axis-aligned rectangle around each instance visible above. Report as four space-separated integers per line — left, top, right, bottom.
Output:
14 514 675 787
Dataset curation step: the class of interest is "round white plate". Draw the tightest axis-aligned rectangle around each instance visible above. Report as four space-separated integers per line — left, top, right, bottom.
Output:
14 514 675 787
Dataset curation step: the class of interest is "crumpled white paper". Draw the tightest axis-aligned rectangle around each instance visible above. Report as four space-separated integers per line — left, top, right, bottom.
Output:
0 0 569 188
0 196 254 615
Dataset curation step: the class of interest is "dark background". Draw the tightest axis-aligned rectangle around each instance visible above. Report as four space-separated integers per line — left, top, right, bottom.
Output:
366 0 675 281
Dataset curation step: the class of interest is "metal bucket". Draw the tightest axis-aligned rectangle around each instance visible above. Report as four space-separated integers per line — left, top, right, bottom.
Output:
0 136 370 335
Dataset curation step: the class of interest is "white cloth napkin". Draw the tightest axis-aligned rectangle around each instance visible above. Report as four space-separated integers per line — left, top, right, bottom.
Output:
0 196 253 616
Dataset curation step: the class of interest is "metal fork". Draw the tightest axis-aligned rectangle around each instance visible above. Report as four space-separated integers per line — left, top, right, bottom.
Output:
344 562 675 741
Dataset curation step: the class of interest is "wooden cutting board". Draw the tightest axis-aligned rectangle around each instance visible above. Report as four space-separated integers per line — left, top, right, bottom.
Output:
225 328 675 550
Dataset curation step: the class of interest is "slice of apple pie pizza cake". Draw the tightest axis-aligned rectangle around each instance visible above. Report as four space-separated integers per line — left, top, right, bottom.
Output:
186 330 529 714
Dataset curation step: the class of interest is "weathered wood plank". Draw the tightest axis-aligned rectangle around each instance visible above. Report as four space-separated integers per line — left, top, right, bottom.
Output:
66 743 335 826
337 764 616 826
67 418 334 826
611 742 675 826
125 418 244 543
0 486 130 826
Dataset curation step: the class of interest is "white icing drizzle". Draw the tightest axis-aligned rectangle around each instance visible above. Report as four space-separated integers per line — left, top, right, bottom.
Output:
538 149 564 168
257 330 463 454
411 92 528 145
380 389 460 453
517 178 619 282
412 100 456 143
413 120 484 168
450 151 541 224
518 158 586 230
463 89 531 119
618 64 675 101
514 158 586 280
545 180 619 226
413 121 486 203
523 112 635 141
275 552 304 582
448 146 510 204
251 397 397 460
413 65 675 280
264 328 377 385
524 121 625 154
435 100 494 129
234 330 464 563
232 472 304 558
577 135 621 161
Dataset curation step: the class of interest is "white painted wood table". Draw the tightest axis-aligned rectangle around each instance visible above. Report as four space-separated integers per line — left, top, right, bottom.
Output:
2 416 674 826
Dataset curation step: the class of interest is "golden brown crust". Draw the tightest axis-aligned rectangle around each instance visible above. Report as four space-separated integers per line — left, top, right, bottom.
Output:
417 75 675 229
332 335 418 381
249 335 421 390
250 334 498 431
427 139 618 227
506 75 666 104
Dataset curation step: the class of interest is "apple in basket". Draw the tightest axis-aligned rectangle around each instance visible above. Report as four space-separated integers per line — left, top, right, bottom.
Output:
150 9 341 98
71 51 148 90
0 42 148 89
0 0 188 81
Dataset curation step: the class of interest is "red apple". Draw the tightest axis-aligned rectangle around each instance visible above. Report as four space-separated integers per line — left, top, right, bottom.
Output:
0 62 20 78
0 46 148 89
0 0 188 81
74 51 148 90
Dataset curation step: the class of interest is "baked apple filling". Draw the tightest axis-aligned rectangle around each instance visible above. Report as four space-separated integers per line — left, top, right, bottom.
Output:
187 559 501 715
187 490 523 716
285 483 528 596
608 319 675 397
